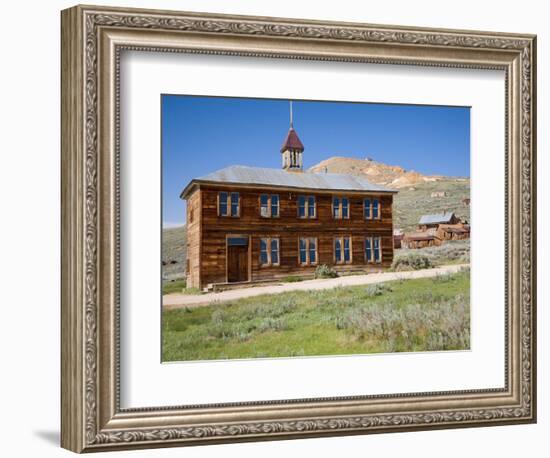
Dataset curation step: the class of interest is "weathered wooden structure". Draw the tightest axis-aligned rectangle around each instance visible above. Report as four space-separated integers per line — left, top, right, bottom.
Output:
401 212 470 249
181 123 397 289
437 223 470 241
417 211 459 230
393 229 404 249
401 229 442 249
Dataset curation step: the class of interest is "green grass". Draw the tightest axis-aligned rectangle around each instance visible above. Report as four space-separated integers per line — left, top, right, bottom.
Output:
162 279 202 295
282 276 306 283
162 279 187 295
162 269 470 362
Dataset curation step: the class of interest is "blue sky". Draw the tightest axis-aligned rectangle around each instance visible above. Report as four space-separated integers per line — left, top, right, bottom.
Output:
162 95 470 227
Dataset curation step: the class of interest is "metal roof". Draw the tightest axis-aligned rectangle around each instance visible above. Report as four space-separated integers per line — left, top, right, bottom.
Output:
418 212 456 225
181 165 396 198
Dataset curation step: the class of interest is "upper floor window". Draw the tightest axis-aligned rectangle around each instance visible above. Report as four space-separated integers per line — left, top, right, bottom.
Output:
364 198 380 220
260 238 280 266
260 194 279 218
334 236 352 264
365 236 382 263
332 196 350 219
298 195 316 218
299 237 317 265
218 191 240 217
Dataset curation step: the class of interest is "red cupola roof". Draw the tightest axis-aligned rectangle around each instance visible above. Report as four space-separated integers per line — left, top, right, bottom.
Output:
280 127 304 152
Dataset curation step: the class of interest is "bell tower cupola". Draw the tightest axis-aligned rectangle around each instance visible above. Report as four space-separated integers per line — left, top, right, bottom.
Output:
281 101 304 172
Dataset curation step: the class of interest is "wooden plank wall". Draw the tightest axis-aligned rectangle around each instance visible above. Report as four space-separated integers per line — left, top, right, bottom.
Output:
195 185 394 288
185 189 201 288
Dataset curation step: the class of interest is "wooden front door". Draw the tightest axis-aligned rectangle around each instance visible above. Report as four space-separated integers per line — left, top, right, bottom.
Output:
227 238 249 283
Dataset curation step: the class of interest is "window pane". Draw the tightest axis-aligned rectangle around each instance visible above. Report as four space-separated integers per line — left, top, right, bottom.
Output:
333 197 340 218
309 238 316 264
231 192 239 216
260 239 268 264
364 199 371 219
344 237 351 262
365 237 372 261
271 195 279 217
335 239 341 262
228 237 248 246
374 237 381 262
219 201 228 216
260 251 268 264
298 196 306 217
308 196 316 217
299 238 307 263
260 194 269 217
271 239 279 264
299 251 307 264
219 192 228 216
342 198 349 218
373 199 379 218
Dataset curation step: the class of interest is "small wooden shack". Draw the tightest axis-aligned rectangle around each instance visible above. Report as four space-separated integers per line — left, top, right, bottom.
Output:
437 223 470 241
401 228 442 249
393 229 404 249
417 212 459 231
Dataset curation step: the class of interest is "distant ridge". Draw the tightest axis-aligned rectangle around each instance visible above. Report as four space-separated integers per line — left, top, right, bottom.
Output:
308 156 465 189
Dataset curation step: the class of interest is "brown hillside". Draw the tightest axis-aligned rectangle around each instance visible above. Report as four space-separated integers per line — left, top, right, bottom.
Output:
309 156 447 189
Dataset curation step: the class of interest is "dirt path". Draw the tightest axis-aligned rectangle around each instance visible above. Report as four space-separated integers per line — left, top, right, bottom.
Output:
163 264 469 310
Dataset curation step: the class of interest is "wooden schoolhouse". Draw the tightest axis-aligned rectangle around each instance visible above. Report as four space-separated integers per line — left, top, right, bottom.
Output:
180 111 397 289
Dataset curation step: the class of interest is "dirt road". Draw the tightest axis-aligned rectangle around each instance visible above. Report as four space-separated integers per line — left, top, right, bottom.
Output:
163 264 469 310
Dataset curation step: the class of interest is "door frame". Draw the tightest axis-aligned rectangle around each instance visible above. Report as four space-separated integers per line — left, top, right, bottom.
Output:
225 234 251 283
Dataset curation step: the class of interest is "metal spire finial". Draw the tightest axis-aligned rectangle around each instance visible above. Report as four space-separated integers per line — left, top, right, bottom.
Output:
289 100 293 128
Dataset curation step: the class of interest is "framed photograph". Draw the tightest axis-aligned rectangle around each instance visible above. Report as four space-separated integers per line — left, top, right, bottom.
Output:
61 4 537 453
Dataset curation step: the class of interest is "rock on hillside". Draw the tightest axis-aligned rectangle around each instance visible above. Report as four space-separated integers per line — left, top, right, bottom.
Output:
309 156 447 189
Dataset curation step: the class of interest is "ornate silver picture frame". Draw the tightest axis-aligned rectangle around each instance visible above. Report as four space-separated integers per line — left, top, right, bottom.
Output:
61 4 536 453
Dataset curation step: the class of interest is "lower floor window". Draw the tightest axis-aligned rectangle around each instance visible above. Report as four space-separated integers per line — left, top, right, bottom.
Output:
365 236 382 263
299 237 317 265
260 238 280 266
334 236 352 264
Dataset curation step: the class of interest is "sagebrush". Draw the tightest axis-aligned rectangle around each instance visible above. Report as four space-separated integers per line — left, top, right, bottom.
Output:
314 264 339 279
163 270 470 361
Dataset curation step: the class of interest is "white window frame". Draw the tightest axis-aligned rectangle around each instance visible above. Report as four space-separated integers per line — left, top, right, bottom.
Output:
218 191 240 217
332 196 350 219
334 236 352 264
298 195 316 219
298 237 318 265
364 197 381 220
365 236 382 263
259 194 280 218
259 237 280 267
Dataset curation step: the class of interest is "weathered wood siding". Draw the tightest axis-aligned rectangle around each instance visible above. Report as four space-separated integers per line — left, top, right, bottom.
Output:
188 185 394 288
185 189 201 288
